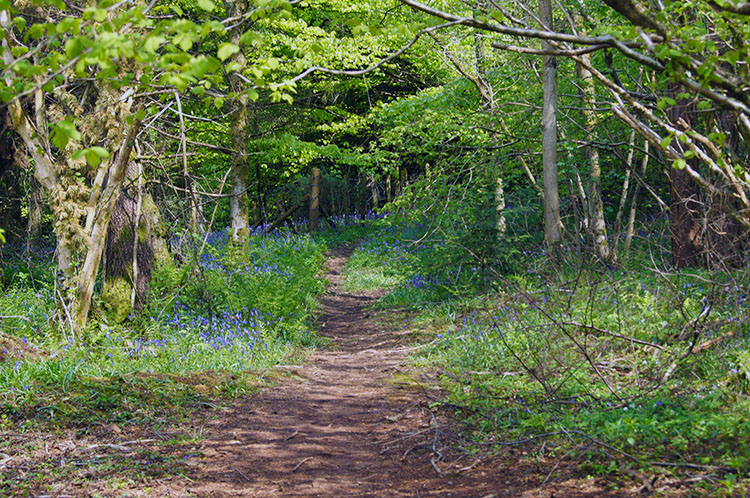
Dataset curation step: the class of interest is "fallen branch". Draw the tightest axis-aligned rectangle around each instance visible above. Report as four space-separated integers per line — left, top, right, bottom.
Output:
663 328 736 383
563 321 664 350
263 194 310 235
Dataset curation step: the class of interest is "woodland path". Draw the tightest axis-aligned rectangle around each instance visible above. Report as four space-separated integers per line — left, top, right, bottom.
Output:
181 246 635 497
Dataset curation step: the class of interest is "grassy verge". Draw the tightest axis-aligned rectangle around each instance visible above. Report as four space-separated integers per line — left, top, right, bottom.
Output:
0 219 379 425
344 217 750 495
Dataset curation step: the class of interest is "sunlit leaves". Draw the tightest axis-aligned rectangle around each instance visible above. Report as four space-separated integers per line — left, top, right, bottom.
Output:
72 146 110 167
50 118 81 150
217 42 240 61
197 0 216 12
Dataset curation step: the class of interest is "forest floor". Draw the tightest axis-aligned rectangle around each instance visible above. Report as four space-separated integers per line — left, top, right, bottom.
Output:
3 247 678 497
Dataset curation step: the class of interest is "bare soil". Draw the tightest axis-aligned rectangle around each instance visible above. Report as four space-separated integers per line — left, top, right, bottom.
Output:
1 247 695 497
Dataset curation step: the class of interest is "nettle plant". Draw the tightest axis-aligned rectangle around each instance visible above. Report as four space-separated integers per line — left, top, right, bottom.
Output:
0 0 297 333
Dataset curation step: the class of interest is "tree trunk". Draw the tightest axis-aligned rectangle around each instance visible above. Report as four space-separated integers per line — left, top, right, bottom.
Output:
73 119 141 330
102 161 155 322
624 140 649 253
369 175 379 211
358 173 368 217
667 89 703 269
577 51 613 263
27 178 43 241
228 0 250 241
612 129 636 259
309 167 320 232
539 0 563 246
496 176 506 241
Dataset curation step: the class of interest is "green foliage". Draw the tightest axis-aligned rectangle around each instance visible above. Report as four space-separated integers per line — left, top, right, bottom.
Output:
344 213 750 475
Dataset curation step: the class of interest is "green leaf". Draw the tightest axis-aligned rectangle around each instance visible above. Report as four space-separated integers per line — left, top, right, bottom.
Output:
213 97 225 109
225 61 242 73
673 158 686 170
85 147 109 167
144 35 165 53
83 7 108 22
217 43 239 61
197 0 216 12
51 118 81 150
660 135 673 149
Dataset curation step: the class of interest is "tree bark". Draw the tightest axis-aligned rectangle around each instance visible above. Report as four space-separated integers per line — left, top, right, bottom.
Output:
539 0 563 246
577 48 613 263
228 0 250 241
309 167 320 232
667 90 703 269
369 175 379 211
27 178 43 242
102 161 155 322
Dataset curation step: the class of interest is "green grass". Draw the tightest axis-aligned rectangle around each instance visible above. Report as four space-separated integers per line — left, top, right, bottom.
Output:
0 226 338 427
0 219 380 429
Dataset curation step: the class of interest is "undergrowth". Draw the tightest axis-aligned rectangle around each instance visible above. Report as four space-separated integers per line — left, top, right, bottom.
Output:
344 214 750 492
0 219 376 428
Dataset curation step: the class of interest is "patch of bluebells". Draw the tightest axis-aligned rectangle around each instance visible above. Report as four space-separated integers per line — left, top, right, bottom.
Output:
404 274 443 290
437 311 502 348
134 306 276 359
355 220 435 260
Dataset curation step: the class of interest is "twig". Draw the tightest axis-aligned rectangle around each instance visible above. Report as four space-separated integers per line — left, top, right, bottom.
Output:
381 427 434 446
430 457 443 475
292 456 313 472
541 451 571 485
0 315 30 321
233 467 252 481
562 321 664 350
430 411 443 461
284 429 299 441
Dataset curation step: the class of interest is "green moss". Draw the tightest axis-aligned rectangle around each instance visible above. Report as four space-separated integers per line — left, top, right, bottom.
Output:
101 277 132 323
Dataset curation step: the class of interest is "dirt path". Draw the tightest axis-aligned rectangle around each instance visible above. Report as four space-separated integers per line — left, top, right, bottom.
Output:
182 246 504 497
181 246 637 498
0 248 685 496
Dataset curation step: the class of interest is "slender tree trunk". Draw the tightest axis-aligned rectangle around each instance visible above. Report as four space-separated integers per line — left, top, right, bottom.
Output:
386 174 392 204
27 178 43 241
624 140 649 253
539 0 563 246
309 167 320 232
577 52 612 263
496 176 506 241
358 173 368 217
612 129 637 258
369 175 379 211
343 171 350 224
228 0 250 241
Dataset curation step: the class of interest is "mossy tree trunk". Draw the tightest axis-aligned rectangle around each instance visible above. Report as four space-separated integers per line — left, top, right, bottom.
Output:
102 160 165 322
